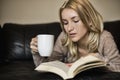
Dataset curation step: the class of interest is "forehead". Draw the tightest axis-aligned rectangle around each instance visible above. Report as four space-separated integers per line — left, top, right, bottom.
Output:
61 8 79 19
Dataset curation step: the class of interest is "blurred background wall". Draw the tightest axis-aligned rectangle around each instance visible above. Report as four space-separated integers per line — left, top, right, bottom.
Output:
0 0 120 25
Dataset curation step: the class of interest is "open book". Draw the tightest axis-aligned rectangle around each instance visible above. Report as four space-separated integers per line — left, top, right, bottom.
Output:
35 55 106 79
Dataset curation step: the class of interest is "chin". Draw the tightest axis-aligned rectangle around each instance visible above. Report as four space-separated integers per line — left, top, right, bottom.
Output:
71 38 79 42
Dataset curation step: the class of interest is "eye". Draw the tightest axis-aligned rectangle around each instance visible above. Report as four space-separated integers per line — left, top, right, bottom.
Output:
62 20 68 25
74 20 79 23
72 16 80 23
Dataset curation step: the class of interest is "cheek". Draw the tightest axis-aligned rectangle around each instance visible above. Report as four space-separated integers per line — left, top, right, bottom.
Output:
76 27 88 40
63 26 68 32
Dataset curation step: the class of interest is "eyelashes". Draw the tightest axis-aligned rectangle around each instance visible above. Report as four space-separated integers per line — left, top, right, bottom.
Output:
63 20 80 25
74 20 79 23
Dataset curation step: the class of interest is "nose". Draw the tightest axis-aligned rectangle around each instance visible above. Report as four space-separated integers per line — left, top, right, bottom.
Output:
68 23 74 32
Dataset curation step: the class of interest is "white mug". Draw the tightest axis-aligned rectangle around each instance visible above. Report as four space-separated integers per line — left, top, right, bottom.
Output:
37 34 54 57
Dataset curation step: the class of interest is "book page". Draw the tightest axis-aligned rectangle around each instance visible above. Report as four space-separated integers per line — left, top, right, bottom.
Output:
68 55 105 76
35 61 70 79
73 61 105 75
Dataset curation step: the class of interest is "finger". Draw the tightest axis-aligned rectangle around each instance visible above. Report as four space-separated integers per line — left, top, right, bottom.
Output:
30 45 38 53
30 38 38 46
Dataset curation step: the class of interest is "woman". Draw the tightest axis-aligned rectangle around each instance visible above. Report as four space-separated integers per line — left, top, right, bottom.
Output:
30 0 120 72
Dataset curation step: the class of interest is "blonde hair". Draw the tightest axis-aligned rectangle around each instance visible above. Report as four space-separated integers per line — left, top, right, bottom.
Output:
59 0 103 62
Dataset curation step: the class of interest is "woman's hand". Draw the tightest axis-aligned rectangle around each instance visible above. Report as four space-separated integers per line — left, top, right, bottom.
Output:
30 37 38 54
66 63 73 67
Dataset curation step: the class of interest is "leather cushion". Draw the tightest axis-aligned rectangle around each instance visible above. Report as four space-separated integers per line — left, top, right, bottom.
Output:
2 22 62 60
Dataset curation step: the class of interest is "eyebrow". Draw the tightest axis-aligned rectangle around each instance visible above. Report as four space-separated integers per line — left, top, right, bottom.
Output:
62 16 79 21
71 16 78 19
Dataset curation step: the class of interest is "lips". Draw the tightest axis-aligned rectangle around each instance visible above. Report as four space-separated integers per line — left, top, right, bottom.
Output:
69 33 76 38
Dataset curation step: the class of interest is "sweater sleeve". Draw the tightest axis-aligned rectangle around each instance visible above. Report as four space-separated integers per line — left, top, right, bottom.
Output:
98 31 120 72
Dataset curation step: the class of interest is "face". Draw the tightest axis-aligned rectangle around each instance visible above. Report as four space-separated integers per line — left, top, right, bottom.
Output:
61 8 88 42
